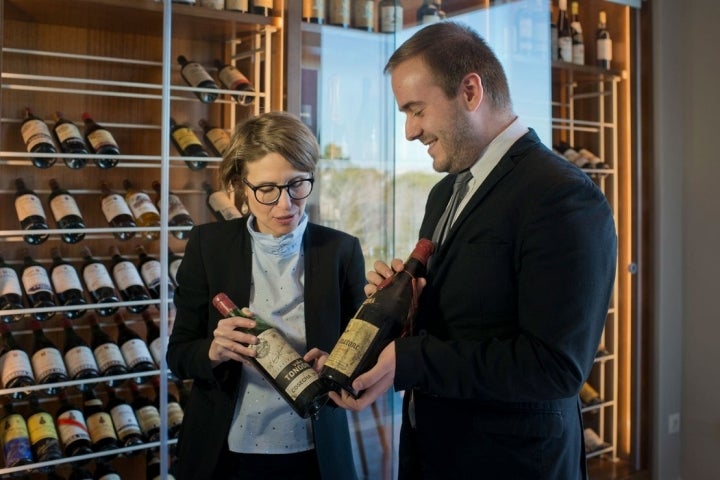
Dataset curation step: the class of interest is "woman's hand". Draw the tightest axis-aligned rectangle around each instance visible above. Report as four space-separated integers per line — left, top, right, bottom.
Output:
208 311 260 367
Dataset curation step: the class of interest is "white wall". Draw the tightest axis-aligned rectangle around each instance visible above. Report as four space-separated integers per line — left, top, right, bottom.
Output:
653 0 720 478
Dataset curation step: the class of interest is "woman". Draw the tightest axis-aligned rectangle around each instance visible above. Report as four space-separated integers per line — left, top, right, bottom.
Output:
167 111 366 480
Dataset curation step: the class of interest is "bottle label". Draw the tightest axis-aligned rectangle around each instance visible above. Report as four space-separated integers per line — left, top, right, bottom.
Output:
21 265 53 296
51 264 83 293
0 350 33 387
83 263 115 292
208 192 242 219
50 194 82 221
149 336 166 366
181 62 215 87
109 403 142 439
121 338 154 369
353 0 373 28
93 342 127 373
86 409 117 443
329 0 350 25
169 257 182 284
254 0 272 7
87 128 119 151
168 194 191 218
167 401 184 429
0 267 23 296
112 261 144 291
253 329 322 401
140 259 163 291
21 119 54 151
205 129 230 155
54 122 83 143
135 405 161 435
1 413 32 466
101 193 133 221
558 37 572 62
27 412 59 442
14 194 46 222
597 38 612 61
31 347 68 382
218 65 250 90
126 192 160 218
324 317 379 376
303 0 325 19
199 0 224 9
380 5 403 33
64 345 98 377
172 126 204 151
226 0 249 11
57 409 91 447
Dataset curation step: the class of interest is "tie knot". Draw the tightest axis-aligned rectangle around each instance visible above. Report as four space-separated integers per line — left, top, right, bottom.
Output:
453 170 472 190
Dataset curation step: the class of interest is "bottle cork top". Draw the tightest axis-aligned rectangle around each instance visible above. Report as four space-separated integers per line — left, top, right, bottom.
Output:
409 238 435 265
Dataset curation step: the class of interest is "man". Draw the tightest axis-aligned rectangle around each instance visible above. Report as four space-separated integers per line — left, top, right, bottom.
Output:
328 22 617 479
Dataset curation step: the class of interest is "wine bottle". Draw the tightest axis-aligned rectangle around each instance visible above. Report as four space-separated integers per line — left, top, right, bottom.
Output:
557 0 572 62
147 449 177 480
55 389 93 460
129 382 161 442
0 254 25 323
94 460 122 480
322 238 434 397
80 246 120 317
226 0 249 12
20 107 58 169
0 323 35 396
150 375 184 440
109 246 150 314
213 60 255 106
580 381 603 406
151 181 194 240
19 248 57 322
14 177 50 246
82 112 120 169
167 248 183 287
26 394 63 464
63 317 100 391
29 319 69 394
141 311 172 377
203 181 243 221
88 314 129 386
416 0 439 25
352 0 374 31
82 388 119 454
212 293 329 419
100 181 137 241
135 245 174 302
169 118 209 171
113 314 155 384
62 316 101 388
52 111 89 169
570 1 585 65
379 0 403 33
252 0 273 16
48 178 86 244
198 118 231 157
328 0 351 28
50 247 88 320
177 55 218 103
104 386 144 448
0 401 34 468
577 147 610 172
303 0 325 24
122 179 161 241
596 10 612 70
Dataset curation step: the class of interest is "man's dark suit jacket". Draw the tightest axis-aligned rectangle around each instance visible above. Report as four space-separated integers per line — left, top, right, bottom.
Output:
167 217 367 480
395 129 618 479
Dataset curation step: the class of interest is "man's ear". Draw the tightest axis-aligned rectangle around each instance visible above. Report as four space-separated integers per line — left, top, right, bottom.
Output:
460 73 483 112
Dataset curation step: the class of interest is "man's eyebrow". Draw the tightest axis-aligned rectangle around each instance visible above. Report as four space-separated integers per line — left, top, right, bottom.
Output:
399 100 424 113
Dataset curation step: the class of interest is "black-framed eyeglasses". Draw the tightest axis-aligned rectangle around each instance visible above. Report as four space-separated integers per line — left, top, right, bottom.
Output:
242 177 315 205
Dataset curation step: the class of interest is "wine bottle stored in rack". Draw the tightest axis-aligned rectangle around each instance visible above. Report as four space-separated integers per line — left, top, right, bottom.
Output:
48 178 86 244
14 177 50 246
20 107 57 169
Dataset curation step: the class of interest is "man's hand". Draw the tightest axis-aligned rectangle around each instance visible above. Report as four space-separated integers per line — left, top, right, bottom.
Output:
328 342 396 412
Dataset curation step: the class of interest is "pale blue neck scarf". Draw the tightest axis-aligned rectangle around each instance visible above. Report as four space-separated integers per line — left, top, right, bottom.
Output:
246 212 308 258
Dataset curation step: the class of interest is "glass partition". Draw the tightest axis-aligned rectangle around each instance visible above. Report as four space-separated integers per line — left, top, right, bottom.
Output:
301 2 550 477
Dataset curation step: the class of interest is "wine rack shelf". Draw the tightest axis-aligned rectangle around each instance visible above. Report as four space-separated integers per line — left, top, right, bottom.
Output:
0 0 282 476
552 60 622 462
